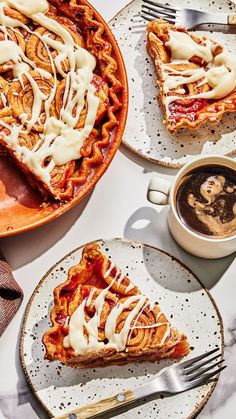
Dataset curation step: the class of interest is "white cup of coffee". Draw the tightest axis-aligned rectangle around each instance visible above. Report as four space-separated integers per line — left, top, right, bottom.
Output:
147 155 236 259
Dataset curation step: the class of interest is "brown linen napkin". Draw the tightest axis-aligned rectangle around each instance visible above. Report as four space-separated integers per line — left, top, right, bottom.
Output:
0 252 24 337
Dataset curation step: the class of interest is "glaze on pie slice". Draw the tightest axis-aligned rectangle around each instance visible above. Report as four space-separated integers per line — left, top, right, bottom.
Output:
43 243 190 368
0 0 122 200
147 19 236 133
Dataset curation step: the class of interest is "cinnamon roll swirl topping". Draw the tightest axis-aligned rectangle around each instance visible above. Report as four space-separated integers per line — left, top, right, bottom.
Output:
43 243 190 367
0 0 100 184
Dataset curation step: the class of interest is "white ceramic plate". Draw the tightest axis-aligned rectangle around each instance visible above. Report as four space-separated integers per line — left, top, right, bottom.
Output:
109 0 236 167
20 238 223 418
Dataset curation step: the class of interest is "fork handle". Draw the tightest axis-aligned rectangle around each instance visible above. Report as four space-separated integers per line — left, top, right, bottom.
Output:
228 13 236 25
54 389 136 419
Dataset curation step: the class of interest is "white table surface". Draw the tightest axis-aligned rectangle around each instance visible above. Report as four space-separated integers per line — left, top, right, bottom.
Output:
0 1 236 418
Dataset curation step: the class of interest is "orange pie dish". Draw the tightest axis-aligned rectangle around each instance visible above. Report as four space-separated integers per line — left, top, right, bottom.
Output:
147 19 236 133
43 243 190 368
0 0 128 236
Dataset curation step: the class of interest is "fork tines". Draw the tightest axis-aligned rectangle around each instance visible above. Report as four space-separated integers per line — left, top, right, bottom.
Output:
182 348 226 389
141 0 178 23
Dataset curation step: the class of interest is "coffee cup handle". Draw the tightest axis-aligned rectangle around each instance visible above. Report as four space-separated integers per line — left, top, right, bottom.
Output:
147 177 171 205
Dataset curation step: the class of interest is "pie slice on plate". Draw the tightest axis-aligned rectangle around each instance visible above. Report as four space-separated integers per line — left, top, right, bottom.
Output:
147 19 236 133
43 243 190 368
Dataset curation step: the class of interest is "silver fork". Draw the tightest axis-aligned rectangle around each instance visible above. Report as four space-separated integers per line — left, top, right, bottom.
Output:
141 0 236 29
55 348 225 419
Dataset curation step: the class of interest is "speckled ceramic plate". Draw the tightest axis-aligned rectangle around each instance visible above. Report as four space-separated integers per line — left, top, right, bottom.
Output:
20 238 223 419
109 0 236 167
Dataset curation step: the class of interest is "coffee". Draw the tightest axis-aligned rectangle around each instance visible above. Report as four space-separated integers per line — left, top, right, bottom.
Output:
176 165 236 238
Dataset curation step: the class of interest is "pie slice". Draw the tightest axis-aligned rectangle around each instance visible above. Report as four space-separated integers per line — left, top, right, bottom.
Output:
147 19 236 133
43 243 190 368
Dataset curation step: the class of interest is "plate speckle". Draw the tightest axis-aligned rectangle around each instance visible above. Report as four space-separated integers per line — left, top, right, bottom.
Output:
109 0 236 167
20 238 223 418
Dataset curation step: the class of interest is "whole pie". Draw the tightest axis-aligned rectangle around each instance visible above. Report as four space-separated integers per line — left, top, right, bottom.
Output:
0 0 122 200
43 243 190 367
147 19 236 133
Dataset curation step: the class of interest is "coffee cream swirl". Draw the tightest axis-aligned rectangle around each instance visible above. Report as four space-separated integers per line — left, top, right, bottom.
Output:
188 175 236 237
177 168 236 238
0 0 99 185
63 264 170 355
162 30 236 113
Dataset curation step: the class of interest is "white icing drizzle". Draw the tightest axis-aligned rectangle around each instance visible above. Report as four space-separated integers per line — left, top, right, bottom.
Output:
166 30 213 63
63 258 172 354
133 322 168 329
155 310 163 321
63 291 147 354
13 61 31 78
163 68 205 94
125 282 136 293
63 274 118 351
0 91 7 106
127 300 150 345
64 278 171 354
0 0 49 15
104 262 136 294
104 263 115 279
131 306 167 330
25 71 49 131
159 323 171 345
64 315 70 328
115 268 122 285
0 0 100 185
86 288 96 307
131 300 149 324
0 39 21 64
105 295 146 350
162 30 236 113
